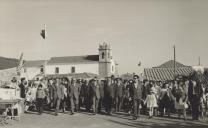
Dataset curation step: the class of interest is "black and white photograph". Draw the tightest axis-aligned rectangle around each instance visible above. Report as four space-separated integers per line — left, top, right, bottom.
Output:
0 0 208 128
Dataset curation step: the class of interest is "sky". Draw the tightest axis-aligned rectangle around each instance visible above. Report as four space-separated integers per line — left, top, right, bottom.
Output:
0 0 208 74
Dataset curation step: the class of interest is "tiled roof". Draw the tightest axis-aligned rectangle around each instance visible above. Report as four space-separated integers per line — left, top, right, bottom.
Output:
144 67 193 81
24 60 46 67
155 60 188 68
46 72 98 79
47 55 99 65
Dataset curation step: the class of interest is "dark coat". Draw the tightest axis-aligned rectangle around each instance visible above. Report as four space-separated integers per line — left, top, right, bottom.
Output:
54 84 65 99
68 83 80 100
90 83 100 99
129 81 143 100
99 83 105 99
114 83 124 98
105 84 114 98
19 83 26 98
188 81 203 102
48 84 56 99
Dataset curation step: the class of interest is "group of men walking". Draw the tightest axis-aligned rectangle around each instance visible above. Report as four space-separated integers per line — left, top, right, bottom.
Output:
18 73 208 121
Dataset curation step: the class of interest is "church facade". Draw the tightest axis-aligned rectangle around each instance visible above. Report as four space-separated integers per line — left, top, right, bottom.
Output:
22 43 118 79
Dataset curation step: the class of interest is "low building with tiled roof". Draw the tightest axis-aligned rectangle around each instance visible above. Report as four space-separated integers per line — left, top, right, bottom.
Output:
155 60 188 68
144 60 193 81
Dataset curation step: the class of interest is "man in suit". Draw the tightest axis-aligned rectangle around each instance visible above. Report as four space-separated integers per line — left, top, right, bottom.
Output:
115 78 124 112
54 78 65 116
48 79 56 109
129 75 143 120
104 77 115 115
188 79 203 120
98 80 105 113
90 78 100 115
68 78 81 115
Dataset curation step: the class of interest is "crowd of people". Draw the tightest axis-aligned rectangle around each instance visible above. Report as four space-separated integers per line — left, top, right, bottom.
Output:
17 74 208 121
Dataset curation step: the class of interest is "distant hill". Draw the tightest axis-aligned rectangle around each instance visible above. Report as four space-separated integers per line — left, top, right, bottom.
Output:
0 56 19 70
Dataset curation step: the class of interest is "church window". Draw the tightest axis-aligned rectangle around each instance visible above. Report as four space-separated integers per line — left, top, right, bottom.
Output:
40 67 44 73
71 66 76 73
112 66 114 72
102 52 105 59
108 52 110 58
55 67 59 74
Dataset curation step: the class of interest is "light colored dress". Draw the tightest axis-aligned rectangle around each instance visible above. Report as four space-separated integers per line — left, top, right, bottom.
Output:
145 87 158 108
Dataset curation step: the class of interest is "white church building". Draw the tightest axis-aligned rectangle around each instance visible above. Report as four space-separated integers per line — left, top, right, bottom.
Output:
22 43 118 79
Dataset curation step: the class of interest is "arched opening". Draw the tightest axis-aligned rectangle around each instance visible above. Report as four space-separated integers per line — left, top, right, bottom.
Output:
102 52 105 59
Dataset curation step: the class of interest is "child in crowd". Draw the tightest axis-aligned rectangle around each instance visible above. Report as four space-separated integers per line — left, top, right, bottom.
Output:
144 84 158 118
36 84 45 115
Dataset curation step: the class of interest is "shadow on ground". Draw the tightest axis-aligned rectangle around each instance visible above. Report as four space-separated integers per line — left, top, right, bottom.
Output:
106 118 208 128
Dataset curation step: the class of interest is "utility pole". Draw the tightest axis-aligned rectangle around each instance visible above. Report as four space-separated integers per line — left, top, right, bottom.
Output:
174 45 176 80
198 56 201 66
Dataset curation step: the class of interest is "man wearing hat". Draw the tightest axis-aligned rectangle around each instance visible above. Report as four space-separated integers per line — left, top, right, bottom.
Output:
90 79 100 115
54 78 65 116
104 77 115 115
68 78 81 115
114 78 124 112
129 75 143 120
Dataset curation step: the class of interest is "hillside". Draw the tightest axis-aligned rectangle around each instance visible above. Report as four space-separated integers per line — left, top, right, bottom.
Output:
0 56 19 70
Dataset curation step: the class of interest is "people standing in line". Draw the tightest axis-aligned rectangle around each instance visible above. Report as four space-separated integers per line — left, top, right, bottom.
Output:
36 84 46 115
129 75 143 120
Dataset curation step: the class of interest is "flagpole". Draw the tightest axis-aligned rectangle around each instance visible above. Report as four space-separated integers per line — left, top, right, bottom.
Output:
174 45 176 80
44 24 47 78
41 24 47 78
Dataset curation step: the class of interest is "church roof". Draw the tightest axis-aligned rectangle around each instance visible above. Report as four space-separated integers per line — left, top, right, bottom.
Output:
24 60 46 67
47 55 99 65
155 60 189 68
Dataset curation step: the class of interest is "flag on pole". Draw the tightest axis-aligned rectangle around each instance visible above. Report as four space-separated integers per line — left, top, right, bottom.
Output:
138 61 141 66
40 24 47 39
17 52 24 76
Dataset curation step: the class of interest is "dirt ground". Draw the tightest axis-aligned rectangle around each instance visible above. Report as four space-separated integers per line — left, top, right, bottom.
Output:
3 111 208 128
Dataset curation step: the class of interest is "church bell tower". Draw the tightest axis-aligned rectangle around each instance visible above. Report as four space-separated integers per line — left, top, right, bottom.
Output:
99 42 112 78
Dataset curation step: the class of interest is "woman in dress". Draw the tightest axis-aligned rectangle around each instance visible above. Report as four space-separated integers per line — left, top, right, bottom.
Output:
144 84 158 118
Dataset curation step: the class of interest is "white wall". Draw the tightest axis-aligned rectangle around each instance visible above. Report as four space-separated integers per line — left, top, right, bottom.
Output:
45 63 99 75
22 67 41 80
